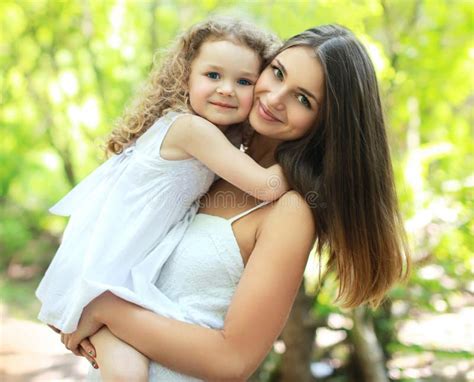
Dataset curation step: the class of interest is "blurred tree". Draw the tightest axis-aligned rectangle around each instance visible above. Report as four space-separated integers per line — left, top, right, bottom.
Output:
1 0 472 380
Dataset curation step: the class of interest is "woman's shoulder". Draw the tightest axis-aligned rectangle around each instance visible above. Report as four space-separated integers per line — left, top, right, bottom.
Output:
273 190 313 217
252 190 315 267
264 191 315 234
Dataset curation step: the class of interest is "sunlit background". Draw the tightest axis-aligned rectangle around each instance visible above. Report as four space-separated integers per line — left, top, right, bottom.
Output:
1 0 473 381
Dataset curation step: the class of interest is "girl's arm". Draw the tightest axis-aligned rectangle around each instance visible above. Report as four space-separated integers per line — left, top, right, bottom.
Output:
68 192 315 380
171 115 289 202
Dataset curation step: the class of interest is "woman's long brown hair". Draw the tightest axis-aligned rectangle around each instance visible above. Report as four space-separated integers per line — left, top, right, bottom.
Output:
275 25 410 308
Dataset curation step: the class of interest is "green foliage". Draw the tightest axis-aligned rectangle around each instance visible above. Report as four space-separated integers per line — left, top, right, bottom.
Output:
1 0 472 380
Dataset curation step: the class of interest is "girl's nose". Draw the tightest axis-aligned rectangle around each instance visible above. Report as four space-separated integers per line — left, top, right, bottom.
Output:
216 82 235 96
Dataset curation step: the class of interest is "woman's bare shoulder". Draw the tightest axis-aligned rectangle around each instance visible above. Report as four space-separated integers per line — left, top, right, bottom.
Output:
262 190 315 237
271 191 314 221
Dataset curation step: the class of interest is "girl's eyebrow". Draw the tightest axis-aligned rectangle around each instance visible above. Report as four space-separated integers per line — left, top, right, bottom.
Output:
240 70 259 78
205 64 224 71
205 64 258 78
275 59 321 106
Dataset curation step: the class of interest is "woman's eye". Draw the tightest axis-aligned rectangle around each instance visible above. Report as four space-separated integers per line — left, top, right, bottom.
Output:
237 78 253 86
206 72 220 80
297 94 311 108
271 65 283 80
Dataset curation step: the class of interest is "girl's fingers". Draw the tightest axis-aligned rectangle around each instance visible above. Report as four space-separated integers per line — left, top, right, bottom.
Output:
79 347 99 369
80 338 96 358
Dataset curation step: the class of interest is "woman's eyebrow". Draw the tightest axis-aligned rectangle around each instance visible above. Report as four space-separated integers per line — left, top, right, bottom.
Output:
276 59 321 106
298 87 321 106
275 59 287 76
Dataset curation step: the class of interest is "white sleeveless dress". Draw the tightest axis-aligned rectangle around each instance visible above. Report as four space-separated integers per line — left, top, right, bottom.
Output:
86 201 271 381
36 111 216 332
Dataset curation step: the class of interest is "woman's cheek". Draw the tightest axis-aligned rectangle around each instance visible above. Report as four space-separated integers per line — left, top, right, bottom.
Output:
296 113 317 137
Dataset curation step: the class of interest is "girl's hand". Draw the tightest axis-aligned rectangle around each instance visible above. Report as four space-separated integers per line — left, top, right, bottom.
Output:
268 164 290 195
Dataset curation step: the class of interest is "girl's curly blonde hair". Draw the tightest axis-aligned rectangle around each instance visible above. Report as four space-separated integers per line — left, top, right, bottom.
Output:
106 17 280 155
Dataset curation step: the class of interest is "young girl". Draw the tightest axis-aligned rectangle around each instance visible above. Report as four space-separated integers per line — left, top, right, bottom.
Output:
36 18 282 380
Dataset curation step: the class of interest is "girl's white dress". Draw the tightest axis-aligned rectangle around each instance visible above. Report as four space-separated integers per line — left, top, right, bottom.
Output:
85 201 271 381
35 111 216 332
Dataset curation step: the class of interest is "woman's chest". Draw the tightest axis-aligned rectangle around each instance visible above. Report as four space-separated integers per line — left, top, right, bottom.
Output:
199 181 267 266
230 216 260 266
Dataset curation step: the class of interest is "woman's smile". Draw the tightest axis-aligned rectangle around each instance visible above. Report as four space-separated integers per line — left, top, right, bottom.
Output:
249 46 323 141
256 99 283 123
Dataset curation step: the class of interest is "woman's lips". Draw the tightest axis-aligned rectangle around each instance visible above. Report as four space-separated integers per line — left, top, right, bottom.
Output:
258 100 281 122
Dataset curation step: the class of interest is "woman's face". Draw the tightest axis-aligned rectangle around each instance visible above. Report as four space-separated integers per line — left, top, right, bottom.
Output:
249 46 324 141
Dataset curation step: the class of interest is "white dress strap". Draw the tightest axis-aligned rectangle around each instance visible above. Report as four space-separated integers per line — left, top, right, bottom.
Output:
228 201 271 225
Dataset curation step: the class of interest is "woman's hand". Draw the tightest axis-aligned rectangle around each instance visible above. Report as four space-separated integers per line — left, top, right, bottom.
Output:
49 324 99 368
62 334 99 368
77 337 98 367
60 297 105 354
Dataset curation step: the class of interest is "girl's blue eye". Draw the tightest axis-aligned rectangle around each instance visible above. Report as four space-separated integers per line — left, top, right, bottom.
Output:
271 65 283 80
297 94 311 108
237 79 253 86
206 72 220 80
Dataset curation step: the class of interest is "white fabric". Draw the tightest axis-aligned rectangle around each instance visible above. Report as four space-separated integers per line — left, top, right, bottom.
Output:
36 111 215 332
86 201 269 381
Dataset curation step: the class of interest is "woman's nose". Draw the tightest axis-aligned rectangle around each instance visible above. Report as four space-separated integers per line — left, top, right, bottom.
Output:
267 88 285 110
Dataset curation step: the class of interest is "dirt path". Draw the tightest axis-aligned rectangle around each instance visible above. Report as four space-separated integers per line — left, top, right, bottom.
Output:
0 305 89 382
2 303 473 381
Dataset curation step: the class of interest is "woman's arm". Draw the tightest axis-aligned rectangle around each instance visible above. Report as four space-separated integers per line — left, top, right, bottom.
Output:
171 115 289 202
81 192 315 380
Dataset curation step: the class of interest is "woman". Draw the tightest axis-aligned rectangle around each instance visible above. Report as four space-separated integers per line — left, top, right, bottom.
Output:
58 24 409 380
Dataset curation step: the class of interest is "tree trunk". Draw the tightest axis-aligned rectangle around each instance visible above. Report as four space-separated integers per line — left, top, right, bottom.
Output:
278 282 317 382
349 307 389 382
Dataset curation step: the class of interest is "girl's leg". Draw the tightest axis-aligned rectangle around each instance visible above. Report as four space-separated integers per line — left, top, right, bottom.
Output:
90 326 149 382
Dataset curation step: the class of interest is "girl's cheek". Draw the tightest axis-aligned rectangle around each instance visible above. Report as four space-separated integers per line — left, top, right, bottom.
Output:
241 92 254 112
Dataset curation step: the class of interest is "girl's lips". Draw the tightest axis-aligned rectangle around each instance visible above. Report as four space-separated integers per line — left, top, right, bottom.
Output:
210 101 237 109
258 100 281 122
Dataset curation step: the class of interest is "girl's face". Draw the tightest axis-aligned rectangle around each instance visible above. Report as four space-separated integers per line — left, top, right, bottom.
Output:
188 39 261 128
249 46 324 141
